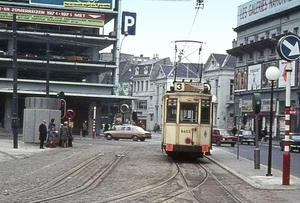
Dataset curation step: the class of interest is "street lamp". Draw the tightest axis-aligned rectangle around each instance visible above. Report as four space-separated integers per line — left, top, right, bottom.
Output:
211 95 217 150
265 64 280 176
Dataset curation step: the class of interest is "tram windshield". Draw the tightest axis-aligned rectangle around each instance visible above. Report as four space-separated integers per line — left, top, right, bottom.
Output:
179 103 198 123
166 98 177 123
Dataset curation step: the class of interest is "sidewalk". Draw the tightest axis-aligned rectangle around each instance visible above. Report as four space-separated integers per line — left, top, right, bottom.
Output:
0 139 49 162
208 147 300 190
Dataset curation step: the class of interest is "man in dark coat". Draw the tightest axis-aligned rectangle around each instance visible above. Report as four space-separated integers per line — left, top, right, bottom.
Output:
232 126 237 136
39 120 47 149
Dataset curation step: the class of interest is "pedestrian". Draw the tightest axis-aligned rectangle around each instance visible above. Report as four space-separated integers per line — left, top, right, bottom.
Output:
153 123 159 133
82 120 87 137
261 126 267 142
38 120 47 149
231 126 237 136
61 121 69 147
68 122 73 147
47 118 56 147
139 121 145 130
104 122 109 132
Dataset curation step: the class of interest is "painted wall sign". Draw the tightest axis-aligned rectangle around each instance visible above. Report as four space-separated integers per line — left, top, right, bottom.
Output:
237 0 298 27
0 5 105 28
30 0 113 10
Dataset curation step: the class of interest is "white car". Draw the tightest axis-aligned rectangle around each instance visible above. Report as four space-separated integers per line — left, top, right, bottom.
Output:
104 125 152 141
238 130 255 145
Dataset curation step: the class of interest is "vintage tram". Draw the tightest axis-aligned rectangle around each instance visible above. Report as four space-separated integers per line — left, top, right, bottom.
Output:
161 81 213 158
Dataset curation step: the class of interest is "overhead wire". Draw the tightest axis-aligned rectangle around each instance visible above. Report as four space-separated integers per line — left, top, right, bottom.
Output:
174 0 204 81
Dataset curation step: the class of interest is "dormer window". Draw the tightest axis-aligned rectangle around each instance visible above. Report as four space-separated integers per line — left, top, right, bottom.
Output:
144 66 149 74
135 66 139 75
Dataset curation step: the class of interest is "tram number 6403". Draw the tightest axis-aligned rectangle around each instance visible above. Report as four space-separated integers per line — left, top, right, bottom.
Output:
181 129 191 133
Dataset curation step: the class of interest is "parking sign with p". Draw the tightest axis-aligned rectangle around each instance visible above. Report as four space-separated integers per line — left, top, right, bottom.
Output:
122 11 136 36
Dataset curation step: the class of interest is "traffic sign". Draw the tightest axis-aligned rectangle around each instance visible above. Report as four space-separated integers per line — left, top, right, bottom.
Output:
277 34 300 61
121 11 136 35
65 109 75 120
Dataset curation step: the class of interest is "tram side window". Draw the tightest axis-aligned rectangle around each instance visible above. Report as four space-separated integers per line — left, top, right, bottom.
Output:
201 100 210 124
166 99 177 123
179 103 198 123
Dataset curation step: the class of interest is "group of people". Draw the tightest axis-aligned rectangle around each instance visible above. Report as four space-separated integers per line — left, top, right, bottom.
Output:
38 118 73 149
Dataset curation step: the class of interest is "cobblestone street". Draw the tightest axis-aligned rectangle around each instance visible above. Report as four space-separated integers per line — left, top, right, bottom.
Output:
0 134 299 203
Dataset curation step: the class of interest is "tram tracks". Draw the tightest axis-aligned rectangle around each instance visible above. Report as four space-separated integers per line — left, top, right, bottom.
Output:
0 152 126 203
99 157 246 203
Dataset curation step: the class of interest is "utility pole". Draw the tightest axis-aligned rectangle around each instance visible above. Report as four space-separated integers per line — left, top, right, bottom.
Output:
12 14 18 149
46 34 50 97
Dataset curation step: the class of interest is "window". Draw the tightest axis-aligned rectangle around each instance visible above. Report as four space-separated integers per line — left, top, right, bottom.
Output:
179 103 198 123
230 79 234 96
259 50 264 58
141 81 144 91
201 100 210 124
265 31 270 39
238 55 243 62
137 100 147 109
166 99 177 122
144 66 148 74
293 27 298 35
146 81 149 91
249 53 253 60
270 47 276 55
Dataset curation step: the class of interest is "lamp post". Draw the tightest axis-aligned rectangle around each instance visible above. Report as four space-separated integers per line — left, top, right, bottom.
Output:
265 64 280 176
211 95 217 150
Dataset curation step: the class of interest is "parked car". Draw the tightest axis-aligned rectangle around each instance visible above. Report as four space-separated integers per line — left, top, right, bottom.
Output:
279 133 300 152
104 125 152 141
212 128 237 147
238 130 255 145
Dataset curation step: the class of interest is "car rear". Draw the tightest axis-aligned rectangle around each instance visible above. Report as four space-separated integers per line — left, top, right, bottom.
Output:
134 126 152 140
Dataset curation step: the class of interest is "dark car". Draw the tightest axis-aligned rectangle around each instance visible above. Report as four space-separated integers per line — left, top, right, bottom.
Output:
212 128 237 147
279 133 300 152
238 130 255 145
104 125 152 141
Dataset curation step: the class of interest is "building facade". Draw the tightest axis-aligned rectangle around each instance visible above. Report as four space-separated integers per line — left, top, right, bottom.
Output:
0 0 132 135
202 53 236 129
227 0 300 138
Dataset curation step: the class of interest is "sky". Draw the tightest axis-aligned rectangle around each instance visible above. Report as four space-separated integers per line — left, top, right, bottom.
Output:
103 0 248 63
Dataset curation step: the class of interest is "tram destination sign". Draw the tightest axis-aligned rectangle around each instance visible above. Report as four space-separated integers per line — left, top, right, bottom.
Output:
174 82 204 92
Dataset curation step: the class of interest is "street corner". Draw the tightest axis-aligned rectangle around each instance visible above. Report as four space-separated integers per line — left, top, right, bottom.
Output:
0 140 50 160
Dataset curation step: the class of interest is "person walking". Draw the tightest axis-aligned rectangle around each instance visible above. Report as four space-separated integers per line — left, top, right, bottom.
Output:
104 122 109 132
61 121 69 147
38 120 47 149
261 126 267 142
68 122 73 147
82 120 87 137
231 126 237 136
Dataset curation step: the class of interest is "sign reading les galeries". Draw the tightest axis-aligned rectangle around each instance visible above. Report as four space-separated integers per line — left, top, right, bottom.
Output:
237 0 296 27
